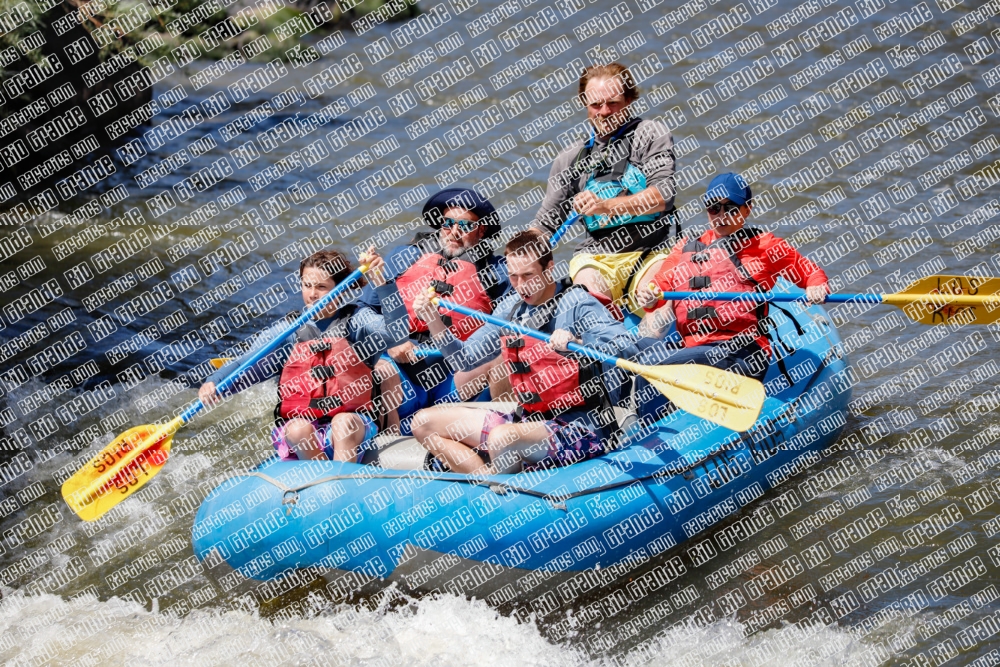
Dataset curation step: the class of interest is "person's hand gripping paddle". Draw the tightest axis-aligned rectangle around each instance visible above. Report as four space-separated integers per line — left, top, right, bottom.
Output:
428 289 766 432
61 264 372 521
649 274 1000 326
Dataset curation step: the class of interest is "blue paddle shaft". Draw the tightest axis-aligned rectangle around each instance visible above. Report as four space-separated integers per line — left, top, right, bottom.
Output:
658 291 885 304
435 297 619 366
548 212 581 247
179 267 367 423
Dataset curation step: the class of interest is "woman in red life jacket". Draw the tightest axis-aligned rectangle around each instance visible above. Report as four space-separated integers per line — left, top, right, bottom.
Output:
630 173 829 420
198 250 406 462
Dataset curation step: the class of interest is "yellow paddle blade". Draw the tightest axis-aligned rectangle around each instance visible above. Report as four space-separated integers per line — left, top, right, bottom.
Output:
209 357 232 369
890 275 1000 326
617 360 765 432
61 419 181 521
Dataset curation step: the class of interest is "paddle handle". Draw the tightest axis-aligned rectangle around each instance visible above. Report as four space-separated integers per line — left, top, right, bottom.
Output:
548 212 581 247
656 291 884 304
183 265 368 423
434 297 620 366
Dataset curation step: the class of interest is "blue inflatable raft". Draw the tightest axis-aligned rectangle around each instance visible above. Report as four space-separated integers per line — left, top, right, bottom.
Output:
192 296 852 601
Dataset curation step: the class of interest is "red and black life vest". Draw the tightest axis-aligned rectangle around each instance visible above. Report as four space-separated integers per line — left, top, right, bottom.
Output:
499 286 605 417
276 335 376 420
655 229 771 352
396 252 494 341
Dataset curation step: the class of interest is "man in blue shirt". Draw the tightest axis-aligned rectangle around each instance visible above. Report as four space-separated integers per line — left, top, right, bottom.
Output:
408 229 638 474
360 188 512 425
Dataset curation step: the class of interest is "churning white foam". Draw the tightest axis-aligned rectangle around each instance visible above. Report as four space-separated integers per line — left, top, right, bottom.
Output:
0 589 884 667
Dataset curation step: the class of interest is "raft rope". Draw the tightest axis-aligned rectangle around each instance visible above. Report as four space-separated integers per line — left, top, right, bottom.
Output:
245 470 580 512
240 311 837 515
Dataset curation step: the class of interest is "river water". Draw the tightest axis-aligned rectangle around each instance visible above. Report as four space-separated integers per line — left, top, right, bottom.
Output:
2 0 1000 664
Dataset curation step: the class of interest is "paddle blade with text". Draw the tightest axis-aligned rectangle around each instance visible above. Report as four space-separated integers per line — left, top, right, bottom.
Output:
61 424 174 521
618 360 765 432
892 275 1000 326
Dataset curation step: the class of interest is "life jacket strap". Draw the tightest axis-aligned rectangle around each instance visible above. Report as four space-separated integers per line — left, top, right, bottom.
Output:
508 361 531 374
310 396 343 411
310 365 339 380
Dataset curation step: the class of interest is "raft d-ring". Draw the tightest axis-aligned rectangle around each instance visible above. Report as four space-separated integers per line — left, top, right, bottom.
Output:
282 489 300 515
548 499 568 512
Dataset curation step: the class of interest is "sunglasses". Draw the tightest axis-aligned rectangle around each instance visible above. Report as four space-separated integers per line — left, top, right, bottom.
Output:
706 201 744 216
442 217 480 233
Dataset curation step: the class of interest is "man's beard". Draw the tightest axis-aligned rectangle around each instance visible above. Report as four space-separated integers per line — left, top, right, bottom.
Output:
440 241 464 258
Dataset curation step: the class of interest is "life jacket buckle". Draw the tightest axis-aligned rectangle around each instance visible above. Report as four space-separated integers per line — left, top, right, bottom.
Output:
310 365 338 380
430 279 454 295
692 252 711 264
504 337 525 349
436 257 458 273
690 276 711 289
688 306 718 320
508 361 531 374
517 391 542 404
312 396 343 411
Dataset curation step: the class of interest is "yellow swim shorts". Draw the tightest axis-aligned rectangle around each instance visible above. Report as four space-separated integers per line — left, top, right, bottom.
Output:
569 252 665 315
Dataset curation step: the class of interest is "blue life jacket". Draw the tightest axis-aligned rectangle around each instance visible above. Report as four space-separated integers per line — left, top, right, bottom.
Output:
573 119 663 233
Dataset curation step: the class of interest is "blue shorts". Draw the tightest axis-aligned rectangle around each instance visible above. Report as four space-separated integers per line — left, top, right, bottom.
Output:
271 414 377 463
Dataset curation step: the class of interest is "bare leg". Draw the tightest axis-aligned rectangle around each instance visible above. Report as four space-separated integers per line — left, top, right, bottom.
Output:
487 358 513 402
411 406 493 474
572 267 612 300
374 358 401 433
284 418 325 460
486 422 551 474
328 412 366 462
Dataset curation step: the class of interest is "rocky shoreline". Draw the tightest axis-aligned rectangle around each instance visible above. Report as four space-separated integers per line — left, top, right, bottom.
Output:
0 0 416 209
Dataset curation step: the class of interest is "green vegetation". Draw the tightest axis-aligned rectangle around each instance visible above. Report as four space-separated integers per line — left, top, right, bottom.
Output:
0 0 417 83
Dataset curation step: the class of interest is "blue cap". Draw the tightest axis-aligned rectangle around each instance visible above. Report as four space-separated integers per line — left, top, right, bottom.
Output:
422 188 500 239
704 173 752 206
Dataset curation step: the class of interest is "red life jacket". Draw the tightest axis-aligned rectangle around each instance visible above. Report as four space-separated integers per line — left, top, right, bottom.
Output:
276 336 375 420
395 252 494 341
499 286 605 416
655 229 771 352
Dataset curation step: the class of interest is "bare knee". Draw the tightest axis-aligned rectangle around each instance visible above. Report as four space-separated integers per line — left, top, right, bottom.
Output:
574 268 610 296
284 418 323 459
329 413 361 442
284 418 315 445
410 409 437 440
486 424 519 456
